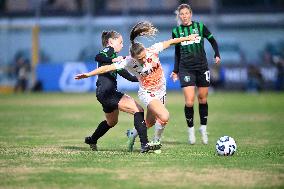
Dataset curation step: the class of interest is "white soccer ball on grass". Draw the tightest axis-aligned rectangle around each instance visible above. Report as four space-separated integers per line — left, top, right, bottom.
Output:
216 136 237 156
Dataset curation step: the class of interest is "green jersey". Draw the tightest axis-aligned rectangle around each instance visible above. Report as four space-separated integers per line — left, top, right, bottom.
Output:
172 21 215 71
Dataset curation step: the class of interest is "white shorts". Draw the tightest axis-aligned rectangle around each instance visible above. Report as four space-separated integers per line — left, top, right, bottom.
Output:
138 85 166 107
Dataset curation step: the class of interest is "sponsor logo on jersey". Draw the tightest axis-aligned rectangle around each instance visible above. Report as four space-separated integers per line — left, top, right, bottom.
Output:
181 36 201 46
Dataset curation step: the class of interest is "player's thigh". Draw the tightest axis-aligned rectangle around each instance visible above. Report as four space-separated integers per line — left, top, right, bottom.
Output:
196 69 210 103
105 109 119 127
147 99 169 123
118 94 144 115
182 86 195 107
146 109 156 127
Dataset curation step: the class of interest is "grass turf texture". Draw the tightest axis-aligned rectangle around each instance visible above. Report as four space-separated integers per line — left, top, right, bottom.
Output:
0 92 283 189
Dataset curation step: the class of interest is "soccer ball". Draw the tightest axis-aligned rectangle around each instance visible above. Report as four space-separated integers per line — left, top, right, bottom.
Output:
216 136 237 156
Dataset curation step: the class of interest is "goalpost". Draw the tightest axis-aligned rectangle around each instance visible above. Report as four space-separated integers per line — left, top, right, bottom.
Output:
31 24 40 88
0 23 40 93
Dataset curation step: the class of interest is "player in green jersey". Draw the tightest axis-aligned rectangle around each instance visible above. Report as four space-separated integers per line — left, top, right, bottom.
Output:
170 4 221 145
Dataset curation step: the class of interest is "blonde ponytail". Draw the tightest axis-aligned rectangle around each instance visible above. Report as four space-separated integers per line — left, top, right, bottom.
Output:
129 21 158 57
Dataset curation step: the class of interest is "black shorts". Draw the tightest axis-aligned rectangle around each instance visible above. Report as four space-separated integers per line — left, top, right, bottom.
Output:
96 89 124 113
179 69 210 88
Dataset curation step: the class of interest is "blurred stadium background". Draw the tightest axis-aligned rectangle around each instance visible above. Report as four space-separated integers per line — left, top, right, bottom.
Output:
0 0 283 93
1 1 284 188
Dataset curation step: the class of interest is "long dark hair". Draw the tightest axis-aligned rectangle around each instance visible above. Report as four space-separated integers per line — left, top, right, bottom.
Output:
129 21 158 58
101 30 121 47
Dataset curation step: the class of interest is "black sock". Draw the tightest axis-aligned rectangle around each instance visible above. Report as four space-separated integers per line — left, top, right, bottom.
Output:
184 105 194 128
91 120 111 144
134 112 149 145
199 103 208 125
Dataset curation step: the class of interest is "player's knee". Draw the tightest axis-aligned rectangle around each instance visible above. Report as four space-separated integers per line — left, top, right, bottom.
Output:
198 95 207 104
158 112 170 125
185 100 194 107
157 117 169 126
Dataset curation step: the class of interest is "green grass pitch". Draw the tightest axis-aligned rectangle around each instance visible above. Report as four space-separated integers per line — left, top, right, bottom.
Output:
0 92 283 189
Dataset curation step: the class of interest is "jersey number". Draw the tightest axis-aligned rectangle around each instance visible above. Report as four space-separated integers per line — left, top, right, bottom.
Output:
204 71 210 83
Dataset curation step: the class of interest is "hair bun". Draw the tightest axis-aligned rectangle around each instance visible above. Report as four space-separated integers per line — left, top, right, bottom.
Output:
102 31 109 36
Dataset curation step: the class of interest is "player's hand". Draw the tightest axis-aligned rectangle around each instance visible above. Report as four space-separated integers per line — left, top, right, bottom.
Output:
187 34 199 41
75 73 89 80
112 56 124 63
170 72 179 82
215 56 221 64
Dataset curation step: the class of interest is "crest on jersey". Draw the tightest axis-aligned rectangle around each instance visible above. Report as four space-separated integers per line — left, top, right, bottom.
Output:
102 47 109 53
192 28 199 34
184 76 191 82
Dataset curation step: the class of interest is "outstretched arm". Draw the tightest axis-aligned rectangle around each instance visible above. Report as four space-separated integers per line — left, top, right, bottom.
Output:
117 69 138 82
162 34 198 50
74 64 116 80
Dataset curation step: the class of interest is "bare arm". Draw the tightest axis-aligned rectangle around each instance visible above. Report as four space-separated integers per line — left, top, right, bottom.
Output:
162 34 198 50
74 64 117 80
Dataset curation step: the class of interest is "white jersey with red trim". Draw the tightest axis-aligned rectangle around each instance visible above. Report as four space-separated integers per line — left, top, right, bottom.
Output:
114 42 165 92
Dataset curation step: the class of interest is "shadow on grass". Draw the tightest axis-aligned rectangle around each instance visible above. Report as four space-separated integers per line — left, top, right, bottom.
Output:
162 140 186 145
61 146 133 153
62 146 90 151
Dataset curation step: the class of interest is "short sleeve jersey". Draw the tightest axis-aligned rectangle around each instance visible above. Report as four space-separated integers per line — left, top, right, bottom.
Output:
96 46 119 92
172 21 213 71
114 42 165 92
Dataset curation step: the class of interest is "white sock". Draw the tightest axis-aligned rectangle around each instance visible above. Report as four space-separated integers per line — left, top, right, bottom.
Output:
154 122 165 141
200 125 207 131
188 126 196 144
188 126 195 133
199 125 208 144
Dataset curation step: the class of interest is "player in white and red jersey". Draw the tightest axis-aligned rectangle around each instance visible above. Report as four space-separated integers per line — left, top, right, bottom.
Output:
75 21 198 151
116 42 168 152
114 42 165 106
